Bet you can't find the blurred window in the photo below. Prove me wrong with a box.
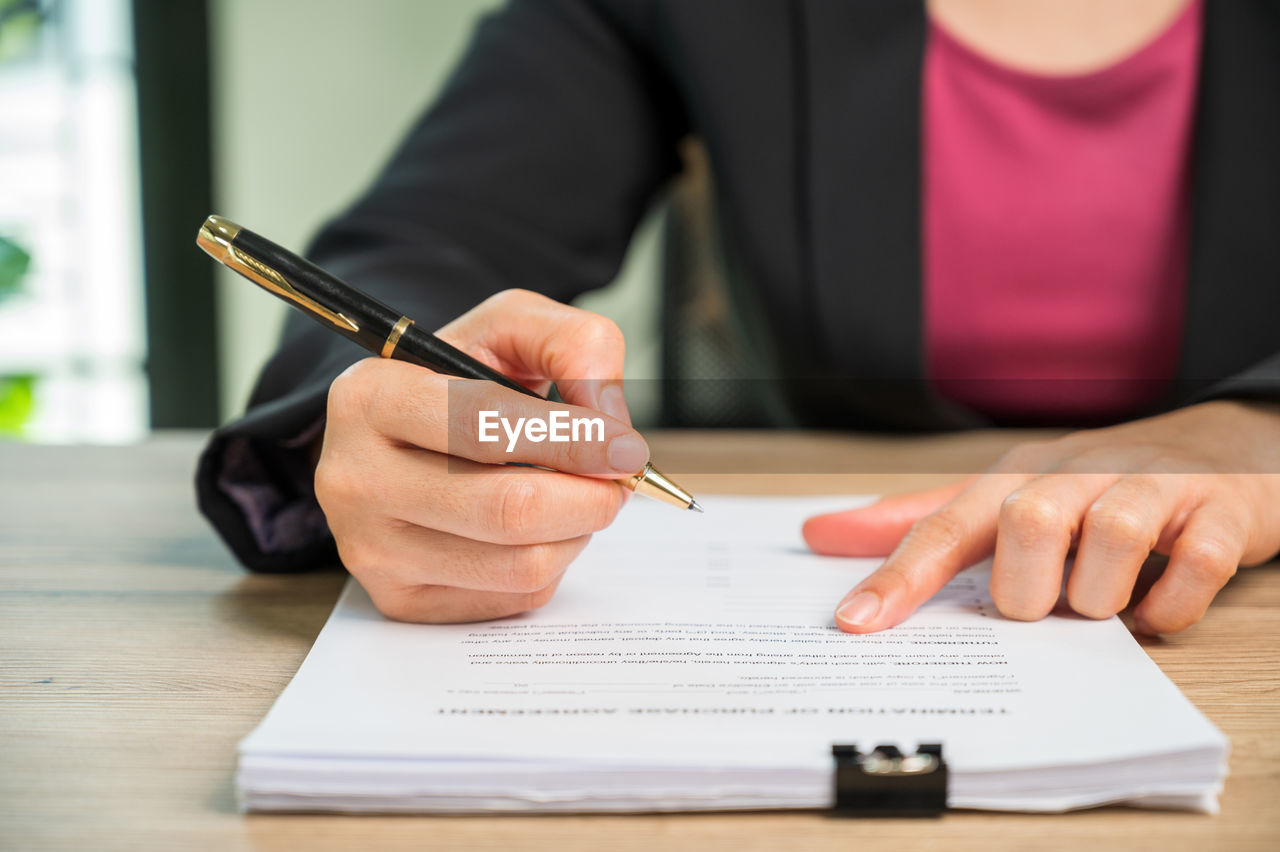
[0,0,147,442]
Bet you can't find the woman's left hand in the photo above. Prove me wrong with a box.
[803,401,1280,635]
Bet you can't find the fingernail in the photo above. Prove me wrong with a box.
[606,433,649,474]
[599,383,631,424]
[836,591,881,627]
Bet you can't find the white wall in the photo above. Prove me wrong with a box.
[209,0,661,423]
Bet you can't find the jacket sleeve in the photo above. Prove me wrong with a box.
[1196,352,1280,405]
[195,0,686,573]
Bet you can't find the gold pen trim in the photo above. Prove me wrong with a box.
[626,462,700,511]
[381,315,414,358]
[196,215,359,334]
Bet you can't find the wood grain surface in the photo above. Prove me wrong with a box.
[1,431,1276,851]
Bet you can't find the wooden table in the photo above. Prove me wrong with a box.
[2,432,1277,851]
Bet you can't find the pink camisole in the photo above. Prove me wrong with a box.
[923,1,1202,420]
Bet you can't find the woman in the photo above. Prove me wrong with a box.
[197,0,1280,635]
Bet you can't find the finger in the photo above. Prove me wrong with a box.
[834,473,1026,633]
[335,517,591,594]
[348,448,627,546]
[364,573,568,624]
[991,473,1115,621]
[1132,504,1243,634]
[803,478,974,557]
[438,289,631,419]
[1065,474,1186,619]
[331,358,648,477]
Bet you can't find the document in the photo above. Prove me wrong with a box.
[238,496,1228,813]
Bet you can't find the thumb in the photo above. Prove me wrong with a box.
[802,477,974,557]
[438,289,631,424]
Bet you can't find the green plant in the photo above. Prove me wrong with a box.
[0,0,41,64]
[0,373,33,435]
[0,0,46,437]
[0,234,31,298]
[0,234,34,435]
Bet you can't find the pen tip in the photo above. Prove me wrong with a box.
[689,500,704,514]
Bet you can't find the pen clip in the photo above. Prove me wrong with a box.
[197,216,359,333]
[230,246,360,333]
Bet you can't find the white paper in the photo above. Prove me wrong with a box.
[239,496,1227,813]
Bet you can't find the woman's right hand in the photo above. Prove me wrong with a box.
[314,289,649,623]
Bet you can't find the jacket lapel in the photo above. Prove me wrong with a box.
[797,1,971,427]
[1179,0,1280,387]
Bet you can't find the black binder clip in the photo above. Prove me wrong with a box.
[830,743,948,817]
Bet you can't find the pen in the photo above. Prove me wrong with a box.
[196,214,701,512]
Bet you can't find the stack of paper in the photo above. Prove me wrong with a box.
[238,496,1228,813]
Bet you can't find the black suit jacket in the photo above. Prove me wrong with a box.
[197,0,1280,573]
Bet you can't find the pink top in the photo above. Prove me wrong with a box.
[923,1,1202,420]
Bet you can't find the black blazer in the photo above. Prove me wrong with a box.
[197,0,1280,573]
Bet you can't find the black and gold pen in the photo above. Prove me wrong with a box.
[196,214,701,512]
